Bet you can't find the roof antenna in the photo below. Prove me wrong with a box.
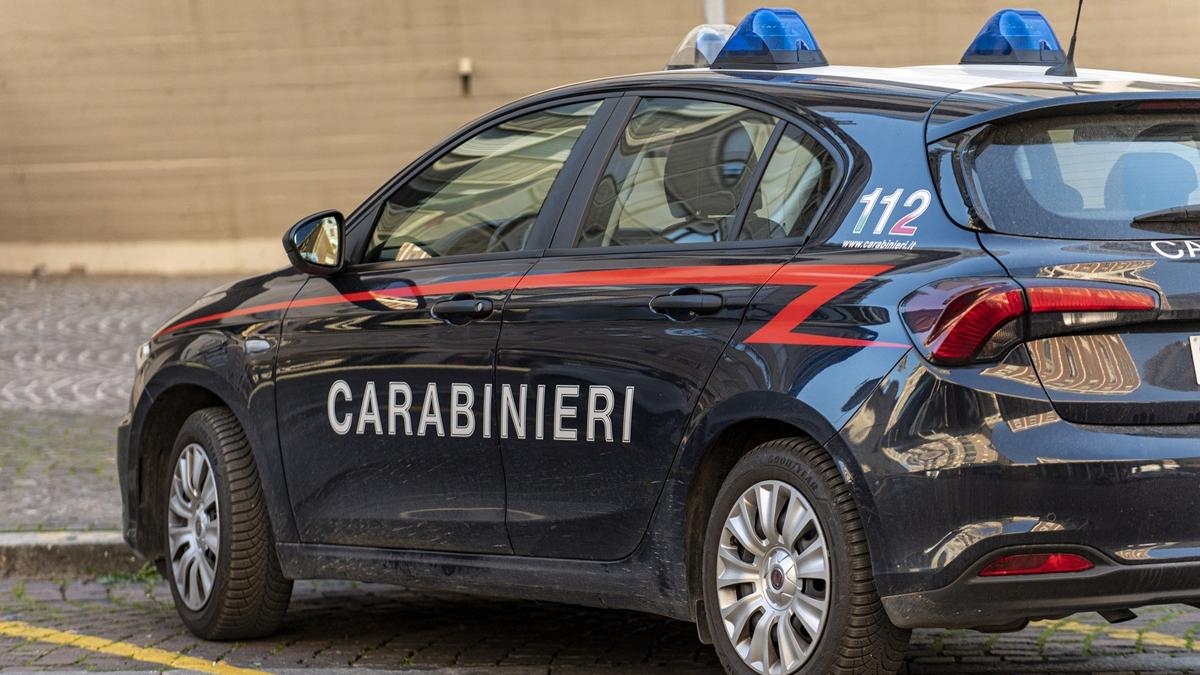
[1046,0,1082,77]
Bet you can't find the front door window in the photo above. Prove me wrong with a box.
[367,101,602,262]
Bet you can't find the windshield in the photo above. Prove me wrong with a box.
[966,112,1200,239]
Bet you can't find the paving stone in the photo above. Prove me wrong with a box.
[61,581,109,602]
[30,646,88,666]
[3,277,1200,673]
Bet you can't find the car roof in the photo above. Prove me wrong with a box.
[538,63,1200,143]
[774,63,1199,93]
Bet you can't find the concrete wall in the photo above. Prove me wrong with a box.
[1,0,1198,272]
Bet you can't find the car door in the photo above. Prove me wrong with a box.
[495,95,844,559]
[275,98,610,554]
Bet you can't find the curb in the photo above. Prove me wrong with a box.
[0,531,143,578]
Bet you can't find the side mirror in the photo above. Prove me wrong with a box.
[283,210,345,276]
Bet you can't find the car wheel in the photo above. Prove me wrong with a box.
[701,437,909,674]
[164,407,293,640]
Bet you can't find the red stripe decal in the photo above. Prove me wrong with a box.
[512,264,785,290]
[744,265,908,348]
[153,277,524,338]
[154,299,296,337]
[154,263,907,348]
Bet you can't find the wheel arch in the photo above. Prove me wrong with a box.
[675,392,884,623]
[131,365,297,558]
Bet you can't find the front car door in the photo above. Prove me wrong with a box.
[496,95,843,559]
[275,98,610,553]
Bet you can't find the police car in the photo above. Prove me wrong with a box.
[119,7,1200,674]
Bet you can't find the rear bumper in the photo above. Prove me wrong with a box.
[836,351,1200,626]
[882,544,1200,630]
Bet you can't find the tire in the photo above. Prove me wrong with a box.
[163,407,293,640]
[700,437,909,675]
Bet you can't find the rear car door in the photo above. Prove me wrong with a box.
[954,109,1200,425]
[275,99,609,553]
[495,95,843,559]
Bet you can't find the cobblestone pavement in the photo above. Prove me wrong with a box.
[3,276,1200,673]
[0,579,1198,674]
[0,275,233,532]
[0,276,230,416]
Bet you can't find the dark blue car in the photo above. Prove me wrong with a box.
[118,8,1200,674]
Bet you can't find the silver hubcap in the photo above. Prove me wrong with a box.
[167,443,220,611]
[716,480,830,675]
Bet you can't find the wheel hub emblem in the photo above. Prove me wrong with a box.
[770,568,785,590]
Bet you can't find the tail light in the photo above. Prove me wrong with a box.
[901,278,1159,366]
[979,552,1094,577]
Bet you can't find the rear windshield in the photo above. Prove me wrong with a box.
[966,113,1200,239]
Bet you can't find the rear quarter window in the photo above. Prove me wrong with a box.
[962,112,1200,239]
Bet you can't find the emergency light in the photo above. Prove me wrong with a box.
[710,7,827,70]
[960,9,1066,66]
[665,24,735,70]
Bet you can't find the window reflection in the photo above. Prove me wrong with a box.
[367,101,601,262]
[577,98,777,247]
[740,127,837,241]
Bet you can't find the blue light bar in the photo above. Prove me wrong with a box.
[960,9,1065,65]
[711,7,827,71]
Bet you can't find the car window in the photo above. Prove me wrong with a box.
[966,112,1200,239]
[738,125,838,241]
[366,101,602,263]
[576,97,777,248]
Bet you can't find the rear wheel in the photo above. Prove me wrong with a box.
[163,407,292,640]
[701,437,908,674]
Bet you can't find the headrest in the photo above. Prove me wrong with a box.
[663,124,758,220]
[1104,151,1199,211]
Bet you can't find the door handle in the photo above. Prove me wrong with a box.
[649,290,724,318]
[431,296,494,324]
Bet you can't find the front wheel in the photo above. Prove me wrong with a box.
[163,407,293,640]
[701,437,909,675]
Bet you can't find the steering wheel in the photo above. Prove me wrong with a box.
[659,218,724,244]
[486,213,538,252]
[374,234,436,261]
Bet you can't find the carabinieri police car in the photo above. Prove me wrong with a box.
[119,7,1200,674]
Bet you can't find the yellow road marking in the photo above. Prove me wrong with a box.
[1048,619,1199,652]
[0,619,264,674]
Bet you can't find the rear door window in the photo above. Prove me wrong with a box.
[965,112,1200,239]
[739,125,838,241]
[575,97,778,247]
